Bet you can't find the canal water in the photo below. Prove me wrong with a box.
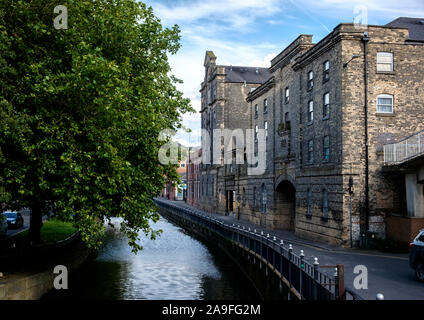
[43,215,261,300]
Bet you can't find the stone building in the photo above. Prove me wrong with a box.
[197,18,424,247]
[198,51,270,216]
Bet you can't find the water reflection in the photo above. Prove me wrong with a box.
[43,215,260,300]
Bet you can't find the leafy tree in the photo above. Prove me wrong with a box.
[0,0,192,251]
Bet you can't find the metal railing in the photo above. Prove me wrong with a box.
[155,198,363,300]
[384,129,424,165]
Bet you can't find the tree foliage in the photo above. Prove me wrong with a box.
[0,0,192,251]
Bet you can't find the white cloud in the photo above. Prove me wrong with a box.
[148,0,424,146]
[152,0,283,29]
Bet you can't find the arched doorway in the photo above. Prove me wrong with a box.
[274,180,296,231]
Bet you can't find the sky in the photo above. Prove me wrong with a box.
[143,0,424,147]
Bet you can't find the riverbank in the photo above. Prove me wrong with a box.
[0,233,92,300]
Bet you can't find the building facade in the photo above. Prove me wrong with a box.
[198,51,270,216]
[196,18,424,247]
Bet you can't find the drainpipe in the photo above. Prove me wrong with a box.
[362,32,370,232]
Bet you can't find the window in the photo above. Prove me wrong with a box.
[264,121,268,138]
[308,100,314,123]
[322,189,328,219]
[323,136,330,162]
[254,125,258,142]
[263,99,268,113]
[307,71,314,90]
[323,93,330,119]
[285,112,290,130]
[285,87,290,103]
[212,178,214,196]
[253,187,257,206]
[377,52,393,72]
[307,189,312,217]
[377,94,394,113]
[323,60,330,82]
[254,104,258,118]
[308,140,314,163]
[261,184,267,214]
[242,188,246,206]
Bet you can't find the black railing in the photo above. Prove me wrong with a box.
[155,198,363,300]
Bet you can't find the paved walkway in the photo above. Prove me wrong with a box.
[160,199,423,300]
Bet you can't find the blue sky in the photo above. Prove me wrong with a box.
[143,0,424,146]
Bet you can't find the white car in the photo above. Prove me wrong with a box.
[0,213,8,238]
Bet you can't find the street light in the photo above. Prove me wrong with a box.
[343,54,360,68]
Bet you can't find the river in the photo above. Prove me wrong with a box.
[42,214,261,300]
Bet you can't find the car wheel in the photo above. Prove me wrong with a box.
[416,263,424,282]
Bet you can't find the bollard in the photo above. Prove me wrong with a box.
[267,233,270,238]
[261,231,264,236]
[273,236,277,241]
[288,244,293,290]
[334,267,339,300]
[300,250,305,297]
[280,239,284,245]
[313,257,319,300]
[376,293,384,300]
[300,250,305,268]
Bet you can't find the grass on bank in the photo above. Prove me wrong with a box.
[12,219,77,245]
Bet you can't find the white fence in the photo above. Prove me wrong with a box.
[383,130,424,165]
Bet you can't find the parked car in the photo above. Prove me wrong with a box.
[4,211,24,229]
[0,213,8,238]
[410,229,424,282]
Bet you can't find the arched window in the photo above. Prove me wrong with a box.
[377,94,394,114]
[261,184,267,214]
[307,189,312,217]
[322,189,329,219]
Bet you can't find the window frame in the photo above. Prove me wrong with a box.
[322,189,329,220]
[308,100,314,123]
[376,94,394,114]
[323,60,330,82]
[376,52,394,73]
[261,184,267,214]
[307,70,314,91]
[284,87,290,104]
[323,92,330,119]
[264,121,268,138]
[263,98,268,113]
[307,189,312,217]
[308,139,314,163]
[323,135,330,162]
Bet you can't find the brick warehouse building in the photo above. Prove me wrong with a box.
[198,51,270,215]
[194,18,424,247]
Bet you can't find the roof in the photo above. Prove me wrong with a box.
[224,66,270,84]
[386,17,424,42]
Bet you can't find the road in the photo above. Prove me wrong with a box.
[167,200,424,300]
